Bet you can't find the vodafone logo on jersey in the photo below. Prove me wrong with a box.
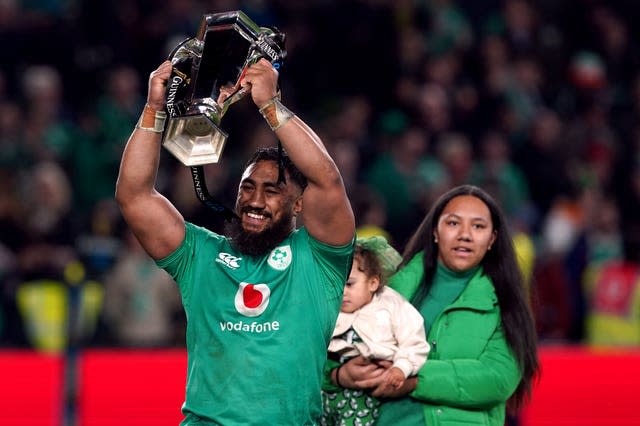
[234,282,270,317]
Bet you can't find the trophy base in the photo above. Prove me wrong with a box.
[163,114,228,166]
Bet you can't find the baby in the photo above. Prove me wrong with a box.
[322,236,429,425]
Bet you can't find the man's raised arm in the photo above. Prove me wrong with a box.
[115,61,185,260]
[242,59,355,246]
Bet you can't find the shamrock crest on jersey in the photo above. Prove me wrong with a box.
[268,245,292,270]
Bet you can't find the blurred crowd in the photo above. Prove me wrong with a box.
[1,0,640,351]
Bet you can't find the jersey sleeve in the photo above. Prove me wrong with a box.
[303,227,355,300]
[155,222,221,305]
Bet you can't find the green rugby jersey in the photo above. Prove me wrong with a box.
[157,222,354,425]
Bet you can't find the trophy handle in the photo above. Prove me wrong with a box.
[219,31,285,114]
[168,37,193,59]
[219,85,249,115]
[218,47,271,114]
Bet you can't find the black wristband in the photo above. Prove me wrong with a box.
[335,365,343,388]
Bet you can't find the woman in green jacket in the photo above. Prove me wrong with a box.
[329,185,539,425]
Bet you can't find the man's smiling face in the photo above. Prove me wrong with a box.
[225,160,302,256]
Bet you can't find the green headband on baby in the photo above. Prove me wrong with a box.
[356,235,402,276]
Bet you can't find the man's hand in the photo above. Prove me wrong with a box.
[147,60,173,111]
[240,58,279,108]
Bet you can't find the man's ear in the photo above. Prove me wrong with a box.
[293,196,303,216]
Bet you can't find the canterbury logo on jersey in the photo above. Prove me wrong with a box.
[216,252,242,269]
[235,282,270,317]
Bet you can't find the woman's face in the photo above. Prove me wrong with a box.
[434,195,497,272]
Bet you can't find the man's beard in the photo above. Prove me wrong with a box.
[224,208,294,256]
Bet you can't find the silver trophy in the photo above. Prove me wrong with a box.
[162,11,286,166]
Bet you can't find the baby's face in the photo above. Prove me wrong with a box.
[341,258,379,313]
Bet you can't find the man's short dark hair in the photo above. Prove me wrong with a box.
[244,147,308,190]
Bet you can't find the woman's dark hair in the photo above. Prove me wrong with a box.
[401,184,540,411]
[244,147,308,190]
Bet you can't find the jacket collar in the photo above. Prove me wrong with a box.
[446,268,497,312]
[390,251,497,311]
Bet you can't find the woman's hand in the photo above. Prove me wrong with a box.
[340,356,418,399]
[370,375,417,399]
[338,356,388,390]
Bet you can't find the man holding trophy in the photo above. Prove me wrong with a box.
[115,11,355,425]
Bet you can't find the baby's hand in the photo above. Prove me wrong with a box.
[382,367,406,390]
